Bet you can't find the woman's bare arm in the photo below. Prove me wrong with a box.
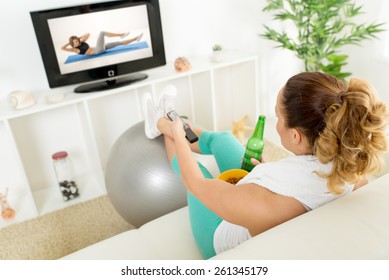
[61,42,76,53]
[170,118,306,236]
[79,33,90,42]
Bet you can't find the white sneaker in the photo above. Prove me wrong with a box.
[158,85,177,116]
[143,92,162,139]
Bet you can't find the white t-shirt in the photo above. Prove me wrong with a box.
[213,155,354,255]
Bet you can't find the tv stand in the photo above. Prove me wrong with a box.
[0,51,261,229]
[74,73,148,93]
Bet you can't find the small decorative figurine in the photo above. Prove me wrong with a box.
[45,92,65,104]
[174,57,192,72]
[232,115,253,144]
[0,188,16,221]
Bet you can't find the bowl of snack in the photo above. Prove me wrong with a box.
[217,169,248,185]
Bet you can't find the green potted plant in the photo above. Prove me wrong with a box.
[211,44,224,62]
[261,0,385,79]
[212,44,223,52]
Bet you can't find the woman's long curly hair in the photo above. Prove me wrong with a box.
[281,72,388,194]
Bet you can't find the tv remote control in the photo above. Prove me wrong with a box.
[166,110,198,143]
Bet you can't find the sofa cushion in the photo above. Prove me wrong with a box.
[62,206,202,260]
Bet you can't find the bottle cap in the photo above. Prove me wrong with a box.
[52,151,68,160]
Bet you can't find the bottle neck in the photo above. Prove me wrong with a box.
[252,115,265,139]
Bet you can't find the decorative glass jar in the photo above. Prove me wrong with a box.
[52,151,79,201]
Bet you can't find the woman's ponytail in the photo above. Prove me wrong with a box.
[314,78,388,193]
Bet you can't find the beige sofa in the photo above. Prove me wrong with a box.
[63,172,389,260]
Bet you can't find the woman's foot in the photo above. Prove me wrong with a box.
[121,32,130,39]
[158,85,177,115]
[143,92,162,139]
[137,33,144,41]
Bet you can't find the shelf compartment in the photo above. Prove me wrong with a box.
[34,171,106,215]
[0,192,37,228]
[0,121,38,226]
[7,104,100,214]
[190,72,214,130]
[213,60,258,131]
[86,89,142,170]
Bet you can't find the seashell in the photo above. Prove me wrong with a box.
[8,90,36,110]
[174,57,191,72]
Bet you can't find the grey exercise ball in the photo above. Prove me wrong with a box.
[105,121,187,228]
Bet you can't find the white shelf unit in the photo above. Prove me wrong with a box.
[0,51,259,229]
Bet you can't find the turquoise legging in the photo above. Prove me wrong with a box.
[171,131,244,259]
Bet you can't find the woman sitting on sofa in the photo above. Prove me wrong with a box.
[142,72,388,259]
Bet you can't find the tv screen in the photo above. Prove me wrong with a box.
[30,0,166,93]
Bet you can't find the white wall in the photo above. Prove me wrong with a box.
[345,0,389,103]
[0,0,388,112]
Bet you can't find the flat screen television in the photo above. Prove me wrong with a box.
[30,0,166,93]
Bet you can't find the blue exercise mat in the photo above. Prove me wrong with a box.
[64,41,149,64]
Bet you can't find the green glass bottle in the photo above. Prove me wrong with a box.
[241,115,265,172]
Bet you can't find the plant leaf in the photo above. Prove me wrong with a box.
[261,0,386,79]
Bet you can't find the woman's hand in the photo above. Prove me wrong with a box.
[170,118,186,140]
[250,156,266,166]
